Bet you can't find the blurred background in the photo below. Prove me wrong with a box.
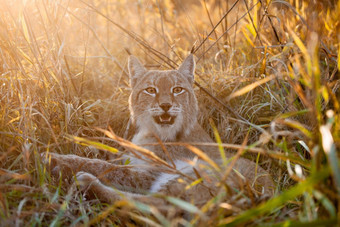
[0,0,339,225]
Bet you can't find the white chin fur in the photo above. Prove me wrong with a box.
[154,115,183,141]
[154,124,177,141]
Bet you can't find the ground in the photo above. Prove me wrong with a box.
[0,0,339,226]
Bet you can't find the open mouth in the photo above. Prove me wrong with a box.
[154,113,176,125]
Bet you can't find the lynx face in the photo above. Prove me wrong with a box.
[128,55,198,141]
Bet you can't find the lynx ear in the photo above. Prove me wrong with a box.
[178,54,195,84]
[128,55,147,87]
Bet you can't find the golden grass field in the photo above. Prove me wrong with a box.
[0,0,339,226]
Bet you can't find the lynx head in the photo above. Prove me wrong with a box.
[128,55,198,141]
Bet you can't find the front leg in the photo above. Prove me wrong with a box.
[76,171,123,202]
[42,152,155,191]
[76,171,170,211]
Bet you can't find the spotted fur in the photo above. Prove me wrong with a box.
[43,55,274,215]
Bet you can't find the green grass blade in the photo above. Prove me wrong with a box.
[166,196,203,216]
[219,168,330,226]
[263,217,338,227]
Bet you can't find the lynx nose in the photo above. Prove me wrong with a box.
[160,103,172,112]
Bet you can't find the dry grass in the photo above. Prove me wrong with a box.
[0,0,339,226]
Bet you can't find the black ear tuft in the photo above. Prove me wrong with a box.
[178,54,195,84]
[128,56,147,87]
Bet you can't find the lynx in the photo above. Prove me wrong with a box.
[43,55,274,214]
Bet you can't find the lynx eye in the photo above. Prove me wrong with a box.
[144,87,157,95]
[172,87,184,94]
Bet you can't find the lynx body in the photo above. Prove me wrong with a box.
[44,55,274,212]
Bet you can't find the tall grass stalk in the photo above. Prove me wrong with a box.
[0,0,339,226]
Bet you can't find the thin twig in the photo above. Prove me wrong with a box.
[202,0,220,50]
[197,0,261,62]
[243,0,263,46]
[193,0,240,53]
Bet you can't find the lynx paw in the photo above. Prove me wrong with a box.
[76,171,99,187]
[75,171,109,201]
